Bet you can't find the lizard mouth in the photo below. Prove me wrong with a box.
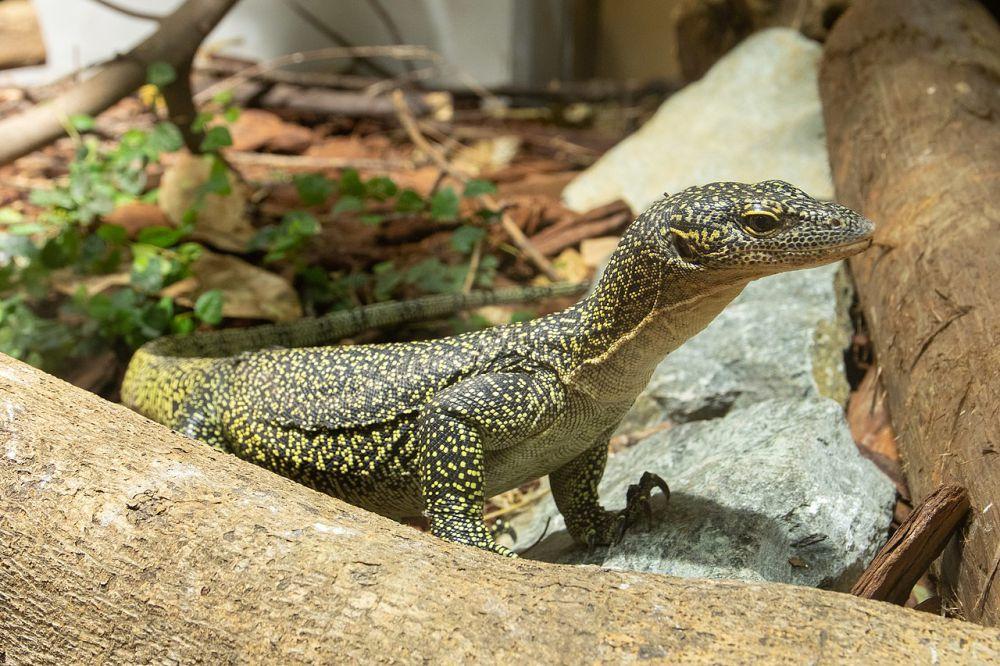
[816,237,874,257]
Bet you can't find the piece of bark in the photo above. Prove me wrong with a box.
[0,0,238,166]
[821,0,1000,624]
[0,0,46,70]
[852,485,970,604]
[529,211,631,257]
[262,84,453,121]
[1,355,999,662]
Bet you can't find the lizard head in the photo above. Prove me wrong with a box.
[653,180,874,279]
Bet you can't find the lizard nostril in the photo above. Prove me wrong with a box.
[829,218,844,228]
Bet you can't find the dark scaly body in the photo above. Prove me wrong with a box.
[123,181,874,555]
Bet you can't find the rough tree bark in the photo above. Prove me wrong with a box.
[821,0,1000,625]
[0,356,998,662]
[0,0,238,166]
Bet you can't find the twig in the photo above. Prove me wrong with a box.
[284,0,394,79]
[226,151,413,173]
[196,45,499,107]
[365,0,416,74]
[483,487,552,522]
[364,66,438,98]
[90,0,163,21]
[391,90,561,281]
[462,239,484,293]
[0,0,238,166]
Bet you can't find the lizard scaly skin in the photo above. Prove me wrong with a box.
[122,180,874,556]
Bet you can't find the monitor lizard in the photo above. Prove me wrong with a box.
[122,180,874,557]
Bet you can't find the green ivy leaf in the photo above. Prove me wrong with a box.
[147,122,184,156]
[365,176,398,201]
[199,126,233,153]
[147,61,177,88]
[0,207,25,224]
[338,169,365,198]
[212,89,235,106]
[360,214,384,226]
[463,179,497,197]
[332,195,364,214]
[68,114,96,132]
[223,106,241,123]
[96,223,128,245]
[192,111,214,133]
[394,188,425,213]
[430,187,460,221]
[199,155,232,196]
[194,289,224,325]
[283,210,320,236]
[171,312,196,335]
[8,223,47,236]
[293,173,333,206]
[136,225,186,248]
[29,188,74,210]
[450,225,486,253]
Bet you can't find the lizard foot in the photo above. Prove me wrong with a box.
[615,471,671,541]
[429,512,518,557]
[573,472,670,549]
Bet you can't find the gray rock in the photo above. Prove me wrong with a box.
[562,28,833,214]
[618,261,855,433]
[517,398,895,591]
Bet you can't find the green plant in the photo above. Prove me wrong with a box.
[0,63,232,373]
[255,170,501,313]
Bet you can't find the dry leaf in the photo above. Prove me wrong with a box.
[51,271,131,298]
[158,153,256,252]
[452,136,521,176]
[551,248,589,283]
[229,109,313,154]
[103,202,170,238]
[175,251,302,322]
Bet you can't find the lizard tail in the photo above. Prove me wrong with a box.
[136,282,587,359]
[121,282,586,424]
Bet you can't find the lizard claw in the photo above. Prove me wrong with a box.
[615,471,670,543]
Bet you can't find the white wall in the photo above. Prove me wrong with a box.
[0,0,520,87]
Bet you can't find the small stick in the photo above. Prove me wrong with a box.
[391,90,562,282]
[462,238,483,294]
[225,151,413,173]
[851,484,969,605]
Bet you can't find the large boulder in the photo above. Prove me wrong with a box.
[520,398,894,590]
[563,28,834,213]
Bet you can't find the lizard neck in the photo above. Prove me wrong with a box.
[565,241,747,403]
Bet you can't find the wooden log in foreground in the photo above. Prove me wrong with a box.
[821,0,1000,625]
[0,357,998,662]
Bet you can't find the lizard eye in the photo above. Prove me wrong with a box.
[741,210,782,236]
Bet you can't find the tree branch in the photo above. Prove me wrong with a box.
[0,0,239,166]
[90,0,164,22]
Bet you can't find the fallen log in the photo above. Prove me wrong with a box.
[0,355,998,662]
[821,0,1000,625]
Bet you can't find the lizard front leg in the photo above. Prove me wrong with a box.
[415,369,565,557]
[550,436,670,548]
